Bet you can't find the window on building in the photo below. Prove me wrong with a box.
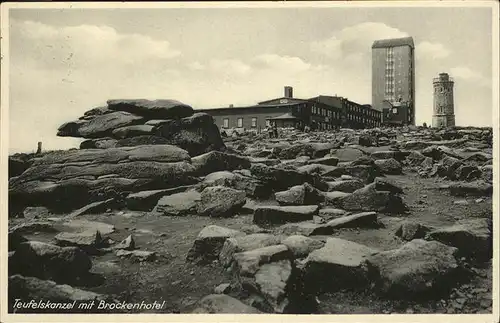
[237,118,243,128]
[392,108,398,114]
[223,118,229,128]
[251,117,257,128]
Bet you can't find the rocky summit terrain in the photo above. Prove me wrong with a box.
[8,99,493,314]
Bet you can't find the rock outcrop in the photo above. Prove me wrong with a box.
[58,99,225,156]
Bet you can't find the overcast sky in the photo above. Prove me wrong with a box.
[7,5,495,153]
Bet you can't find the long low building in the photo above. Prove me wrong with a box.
[199,86,382,131]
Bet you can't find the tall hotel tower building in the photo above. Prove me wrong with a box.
[372,37,416,126]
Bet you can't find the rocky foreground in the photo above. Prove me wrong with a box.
[8,99,493,314]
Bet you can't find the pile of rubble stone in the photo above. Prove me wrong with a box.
[7,99,493,314]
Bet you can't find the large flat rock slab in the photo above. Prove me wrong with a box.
[327,180,364,193]
[152,190,201,216]
[187,225,245,264]
[250,163,328,192]
[26,145,191,167]
[253,259,296,313]
[364,239,461,298]
[112,125,155,139]
[219,233,283,267]
[198,171,270,199]
[331,147,365,162]
[10,161,198,213]
[232,244,292,277]
[9,275,117,313]
[448,181,493,197]
[153,113,225,156]
[281,235,325,259]
[11,241,92,284]
[107,99,194,119]
[253,205,319,226]
[58,111,143,138]
[301,238,379,292]
[197,186,246,218]
[324,212,379,229]
[275,183,324,206]
[339,183,407,214]
[191,151,251,176]
[425,218,492,262]
[126,185,194,211]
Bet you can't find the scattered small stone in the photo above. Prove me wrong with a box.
[480,299,492,308]
[214,283,231,294]
[116,250,156,262]
[114,235,135,251]
[192,294,262,314]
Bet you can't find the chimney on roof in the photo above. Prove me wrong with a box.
[284,86,293,98]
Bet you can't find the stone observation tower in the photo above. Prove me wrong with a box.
[432,72,455,128]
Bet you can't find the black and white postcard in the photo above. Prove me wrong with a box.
[1,1,498,323]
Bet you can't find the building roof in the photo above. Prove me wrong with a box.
[199,101,303,113]
[257,97,308,105]
[199,94,374,113]
[372,37,415,49]
[269,113,299,120]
